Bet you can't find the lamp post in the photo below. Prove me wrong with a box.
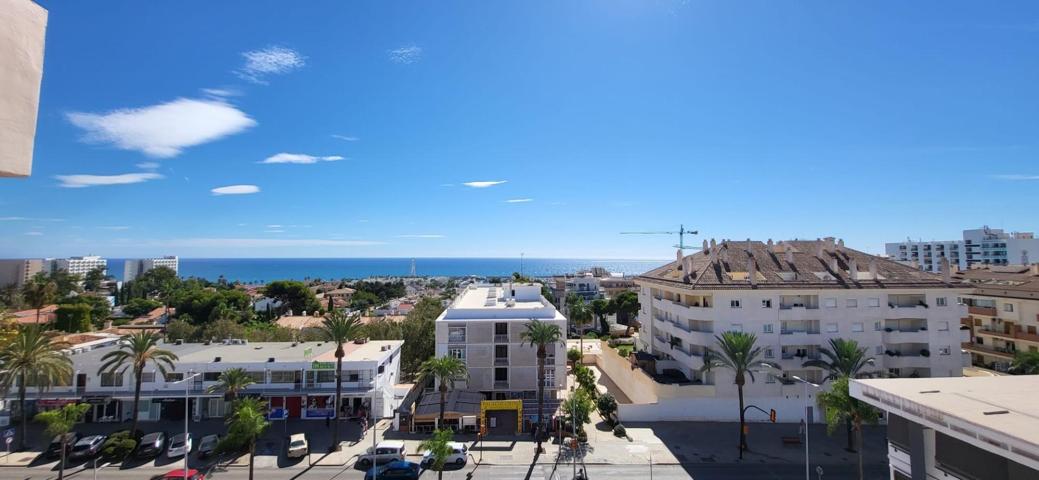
[174,372,201,480]
[790,375,819,480]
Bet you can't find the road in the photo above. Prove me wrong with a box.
[0,462,887,480]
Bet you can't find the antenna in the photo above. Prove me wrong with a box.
[620,224,700,250]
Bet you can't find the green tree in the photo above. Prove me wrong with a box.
[574,364,597,398]
[802,338,875,450]
[220,397,269,480]
[321,310,363,450]
[349,290,380,312]
[400,298,442,377]
[35,403,90,480]
[567,296,593,353]
[561,388,593,435]
[362,317,404,340]
[0,326,73,451]
[98,332,178,438]
[164,319,199,342]
[566,348,582,370]
[263,280,319,315]
[608,291,640,326]
[83,267,106,292]
[122,298,162,317]
[418,429,454,479]
[590,299,610,334]
[21,273,56,324]
[418,356,468,430]
[596,392,618,424]
[54,303,91,332]
[207,367,256,402]
[200,318,246,342]
[521,319,565,449]
[1010,350,1039,375]
[45,269,82,299]
[701,331,778,459]
[817,376,880,480]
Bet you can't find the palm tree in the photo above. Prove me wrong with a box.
[701,331,777,459]
[21,274,56,324]
[817,376,879,480]
[568,297,592,353]
[0,325,73,451]
[1010,350,1039,374]
[207,367,256,403]
[320,310,363,450]
[418,356,468,431]
[97,331,178,437]
[521,319,564,450]
[802,338,875,450]
[35,403,90,480]
[225,397,270,480]
[417,428,454,480]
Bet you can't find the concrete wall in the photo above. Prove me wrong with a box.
[0,0,47,177]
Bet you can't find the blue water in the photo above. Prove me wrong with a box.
[108,258,665,283]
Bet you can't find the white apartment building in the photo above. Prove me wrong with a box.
[956,264,1039,372]
[123,256,179,281]
[434,283,567,429]
[886,225,1039,271]
[48,255,107,277]
[0,258,45,287]
[634,238,968,423]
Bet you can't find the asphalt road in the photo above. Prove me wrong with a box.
[0,462,888,480]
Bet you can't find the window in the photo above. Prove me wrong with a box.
[731,323,743,332]
[270,371,296,384]
[846,299,858,308]
[448,346,465,360]
[141,372,156,383]
[874,321,882,331]
[100,372,123,387]
[823,298,837,308]
[164,372,184,382]
[764,347,774,359]
[203,372,221,382]
[852,322,864,333]
[761,299,772,308]
[867,298,880,307]
[875,346,884,355]
[763,324,773,334]
[544,369,556,387]
[730,300,742,309]
[938,321,949,331]
[936,297,947,307]
[826,323,838,333]
[1005,303,1015,313]
[938,346,951,356]
[448,326,466,342]
[316,371,336,383]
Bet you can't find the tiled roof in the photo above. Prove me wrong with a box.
[954,266,1039,300]
[638,238,960,291]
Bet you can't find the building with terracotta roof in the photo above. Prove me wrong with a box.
[956,264,1039,371]
[631,237,969,422]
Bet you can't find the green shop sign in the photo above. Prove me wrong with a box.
[311,361,335,370]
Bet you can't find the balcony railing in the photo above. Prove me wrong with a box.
[780,329,820,335]
[968,306,998,317]
[494,380,509,389]
[494,334,509,343]
[779,304,819,310]
[494,357,509,366]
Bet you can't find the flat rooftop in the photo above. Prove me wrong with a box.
[452,285,546,309]
[439,283,566,322]
[69,339,402,365]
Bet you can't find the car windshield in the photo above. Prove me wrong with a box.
[72,443,90,451]
[290,440,305,448]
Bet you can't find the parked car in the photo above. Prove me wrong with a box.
[197,434,219,459]
[68,435,107,460]
[357,440,406,467]
[167,433,192,458]
[364,460,420,480]
[135,432,167,458]
[45,432,79,459]
[420,441,468,467]
[286,433,308,458]
[162,469,205,480]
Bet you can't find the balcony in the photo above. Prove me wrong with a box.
[882,329,930,344]
[962,342,1015,360]
[884,355,932,369]
[778,307,820,322]
[494,334,509,343]
[968,306,998,317]
[779,329,820,345]
[494,380,509,389]
[976,327,1039,344]
[494,357,509,366]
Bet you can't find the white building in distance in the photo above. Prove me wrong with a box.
[49,256,107,277]
[886,225,1039,272]
[124,256,179,281]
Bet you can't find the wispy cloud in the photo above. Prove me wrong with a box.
[260,153,344,165]
[991,174,1039,181]
[266,224,283,228]
[151,238,384,248]
[55,172,163,188]
[463,180,507,188]
[66,98,256,158]
[264,229,285,234]
[211,184,261,196]
[505,198,533,203]
[24,231,43,236]
[331,134,359,142]
[0,217,65,222]
[136,162,160,170]
[396,234,446,239]
[201,87,241,98]
[389,45,422,64]
[236,46,305,84]
[439,183,455,187]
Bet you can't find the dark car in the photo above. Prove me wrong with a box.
[364,460,420,480]
[68,435,107,460]
[135,432,167,458]
[197,434,219,459]
[45,432,79,459]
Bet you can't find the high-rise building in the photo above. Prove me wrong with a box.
[0,258,45,287]
[886,226,1039,271]
[49,256,107,277]
[123,256,179,281]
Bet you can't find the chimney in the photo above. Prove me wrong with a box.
[941,256,951,283]
[767,238,774,249]
[702,239,709,253]
[829,257,839,272]
[676,248,683,266]
[816,242,826,259]
[683,256,694,283]
[837,238,845,252]
[869,259,878,279]
[710,238,717,250]
[1031,263,1039,276]
[848,258,858,281]
[748,257,757,286]
[785,244,795,264]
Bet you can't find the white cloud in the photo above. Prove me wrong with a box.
[389,45,422,64]
[55,172,163,188]
[463,180,507,188]
[264,229,285,233]
[991,174,1039,180]
[331,134,359,141]
[136,162,160,170]
[201,88,240,98]
[66,98,256,158]
[237,46,305,83]
[505,198,533,203]
[396,234,446,239]
[211,184,261,196]
[0,217,64,222]
[266,224,283,228]
[24,231,43,236]
[151,238,384,248]
[260,153,344,164]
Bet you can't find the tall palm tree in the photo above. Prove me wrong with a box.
[0,325,73,451]
[417,428,454,480]
[35,402,90,480]
[568,297,592,353]
[320,310,363,450]
[97,331,178,437]
[225,397,269,480]
[802,338,875,451]
[22,274,56,324]
[521,319,564,451]
[418,356,468,431]
[817,376,879,480]
[207,367,256,404]
[701,331,777,459]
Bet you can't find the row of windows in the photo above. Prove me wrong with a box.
[726,321,952,334]
[729,297,950,308]
[94,369,374,387]
[761,345,954,359]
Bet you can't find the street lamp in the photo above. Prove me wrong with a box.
[790,375,819,480]
[174,372,202,480]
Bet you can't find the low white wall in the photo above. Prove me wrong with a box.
[594,340,715,405]
[617,395,820,423]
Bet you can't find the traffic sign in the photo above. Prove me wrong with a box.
[4,437,11,445]
[2,429,14,439]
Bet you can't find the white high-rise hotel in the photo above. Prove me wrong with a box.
[635,238,968,422]
[886,226,1038,272]
[124,256,179,281]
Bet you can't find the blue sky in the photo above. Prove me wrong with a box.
[2,0,1037,259]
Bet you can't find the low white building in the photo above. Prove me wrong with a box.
[123,256,179,281]
[48,256,107,277]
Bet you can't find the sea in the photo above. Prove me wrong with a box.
[107,258,666,283]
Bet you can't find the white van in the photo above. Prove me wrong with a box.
[357,440,407,467]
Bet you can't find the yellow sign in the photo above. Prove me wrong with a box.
[479,399,523,435]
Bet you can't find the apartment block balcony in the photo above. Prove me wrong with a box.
[968,306,998,317]
[494,334,509,343]
[493,380,509,390]
[779,330,821,345]
[976,326,1039,344]
[883,354,932,369]
[882,328,930,344]
[778,307,821,322]
[962,342,1015,360]
[494,357,509,366]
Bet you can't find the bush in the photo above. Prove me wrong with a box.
[596,393,618,423]
[582,332,599,339]
[101,430,137,460]
[613,424,626,437]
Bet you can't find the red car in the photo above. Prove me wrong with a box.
[162,469,204,480]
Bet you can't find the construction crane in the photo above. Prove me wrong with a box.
[620,224,700,250]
